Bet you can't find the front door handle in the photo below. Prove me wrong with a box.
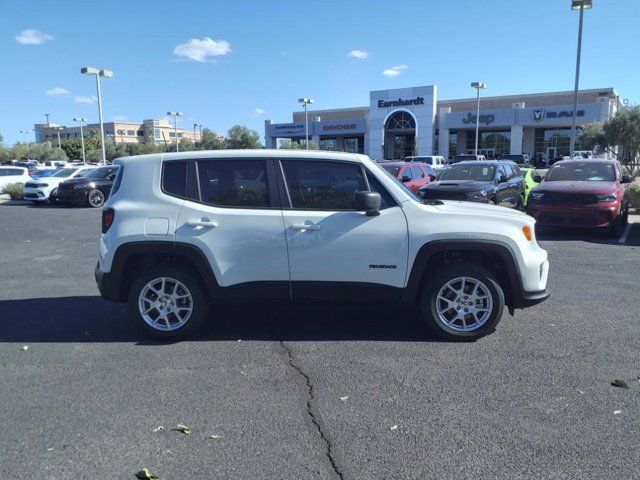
[187,218,218,228]
[291,223,320,231]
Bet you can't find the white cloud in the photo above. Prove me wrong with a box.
[46,87,69,96]
[348,50,369,59]
[382,64,408,77]
[15,29,53,45]
[74,96,98,104]
[173,37,231,62]
[254,108,265,115]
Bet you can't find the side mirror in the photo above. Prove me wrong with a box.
[401,175,411,183]
[429,175,436,182]
[355,191,381,216]
[533,174,542,183]
[621,175,632,184]
[499,175,508,183]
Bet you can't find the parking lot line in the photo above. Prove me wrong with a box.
[618,223,632,244]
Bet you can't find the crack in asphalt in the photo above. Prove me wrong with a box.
[279,340,345,480]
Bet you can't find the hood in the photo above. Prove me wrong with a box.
[431,200,532,222]
[422,180,492,193]
[534,180,616,195]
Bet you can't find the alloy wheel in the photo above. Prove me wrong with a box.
[435,276,493,332]
[88,190,104,207]
[138,277,194,331]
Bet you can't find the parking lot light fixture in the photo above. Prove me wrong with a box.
[167,112,183,152]
[81,66,113,164]
[298,98,314,150]
[569,0,592,156]
[470,82,487,156]
[54,126,64,150]
[20,130,29,147]
[73,117,88,163]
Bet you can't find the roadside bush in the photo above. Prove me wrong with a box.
[629,185,640,212]
[1,182,24,200]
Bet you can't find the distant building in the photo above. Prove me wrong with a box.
[265,86,622,160]
[34,119,201,146]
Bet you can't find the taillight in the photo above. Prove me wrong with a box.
[102,208,115,233]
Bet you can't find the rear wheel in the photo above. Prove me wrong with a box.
[128,266,209,339]
[419,264,504,341]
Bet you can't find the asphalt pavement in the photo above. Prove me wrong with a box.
[1,203,639,479]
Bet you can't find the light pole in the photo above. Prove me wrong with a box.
[470,82,487,156]
[20,130,29,147]
[81,67,113,164]
[167,112,183,152]
[55,127,63,150]
[298,98,314,150]
[193,123,200,146]
[569,0,592,156]
[73,117,87,163]
[45,113,50,126]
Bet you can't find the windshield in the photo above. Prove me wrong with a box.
[85,167,118,179]
[452,155,478,163]
[75,168,95,178]
[381,165,401,177]
[52,168,77,178]
[498,154,524,163]
[439,165,496,182]
[546,163,615,182]
[370,162,420,201]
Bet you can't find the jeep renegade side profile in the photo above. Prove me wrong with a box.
[95,150,550,341]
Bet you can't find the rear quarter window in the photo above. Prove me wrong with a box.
[162,161,187,198]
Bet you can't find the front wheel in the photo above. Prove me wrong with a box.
[609,208,628,238]
[420,264,505,341]
[49,188,60,205]
[128,267,209,339]
[87,189,105,208]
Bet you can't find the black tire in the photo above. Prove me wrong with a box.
[514,195,525,211]
[87,189,105,208]
[489,197,498,206]
[49,188,60,205]
[419,263,505,341]
[128,266,209,340]
[609,208,628,238]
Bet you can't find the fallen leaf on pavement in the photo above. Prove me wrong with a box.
[340,396,349,401]
[614,410,622,415]
[136,468,162,479]
[153,426,164,432]
[389,425,398,431]
[46,448,54,452]
[21,345,28,351]
[209,434,223,440]
[611,379,629,389]
[173,424,191,435]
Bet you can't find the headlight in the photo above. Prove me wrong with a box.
[596,193,617,202]
[466,190,487,199]
[529,192,544,201]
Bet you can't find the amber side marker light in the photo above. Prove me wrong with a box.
[522,225,533,241]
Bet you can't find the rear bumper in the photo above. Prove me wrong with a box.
[95,262,122,302]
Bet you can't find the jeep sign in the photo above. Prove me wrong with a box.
[462,112,495,125]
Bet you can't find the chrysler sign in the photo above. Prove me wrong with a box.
[377,97,424,108]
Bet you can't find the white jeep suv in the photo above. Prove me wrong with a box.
[96,150,549,341]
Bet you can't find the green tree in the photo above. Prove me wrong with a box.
[197,128,226,150]
[60,139,93,161]
[225,125,262,149]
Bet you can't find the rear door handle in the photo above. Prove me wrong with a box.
[187,219,218,228]
[291,223,320,231]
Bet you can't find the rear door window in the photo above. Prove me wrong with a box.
[197,159,271,208]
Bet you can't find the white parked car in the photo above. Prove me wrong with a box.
[96,150,550,341]
[405,155,448,171]
[23,166,95,203]
[0,166,31,191]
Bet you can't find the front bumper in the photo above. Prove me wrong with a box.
[527,202,619,228]
[56,188,88,204]
[23,187,49,201]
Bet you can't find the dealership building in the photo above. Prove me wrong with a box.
[265,86,621,160]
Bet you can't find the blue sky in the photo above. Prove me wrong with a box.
[0,0,638,145]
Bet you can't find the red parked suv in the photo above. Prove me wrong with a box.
[526,159,632,236]
[379,161,436,194]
